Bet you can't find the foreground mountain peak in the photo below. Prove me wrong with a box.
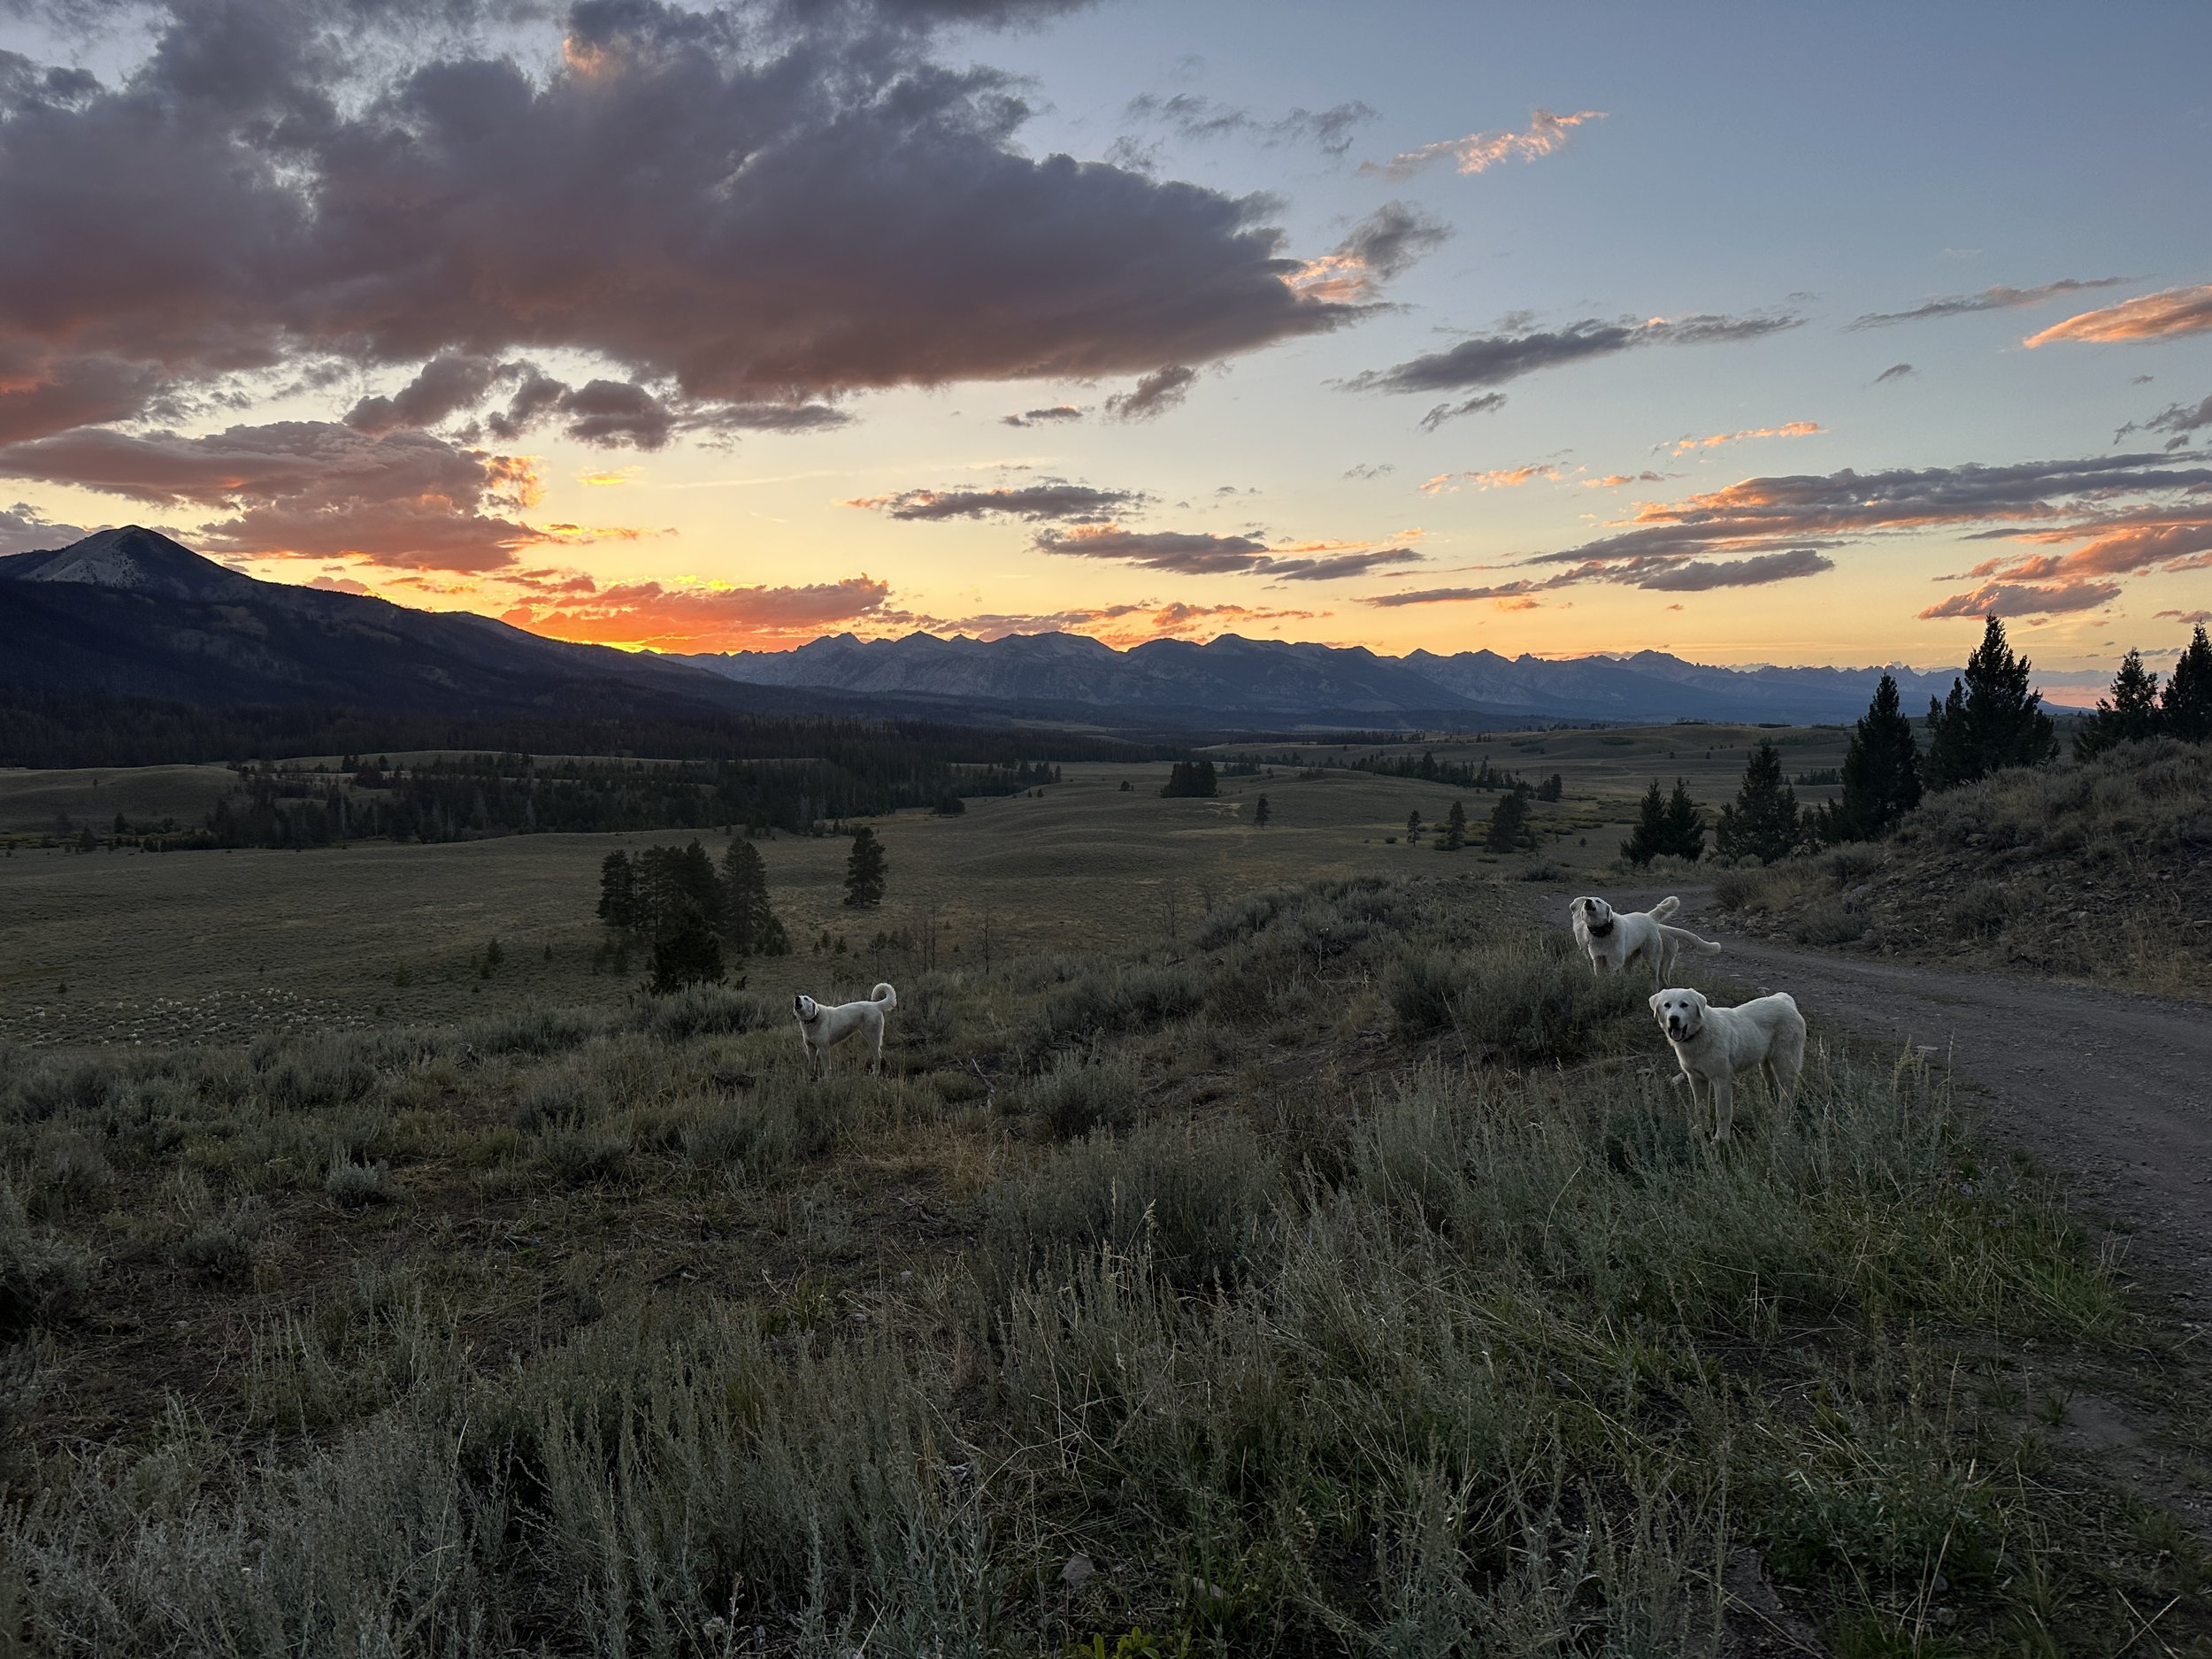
[0,526,265,603]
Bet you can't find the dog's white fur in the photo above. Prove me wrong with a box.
[1570,895,1722,982]
[1648,987,1806,1142]
[793,982,898,1076]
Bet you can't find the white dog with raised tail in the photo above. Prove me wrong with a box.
[1648,987,1806,1143]
[1571,894,1722,983]
[793,983,898,1077]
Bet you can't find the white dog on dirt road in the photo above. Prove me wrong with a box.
[1570,895,1723,983]
[1648,987,1807,1143]
[793,983,898,1077]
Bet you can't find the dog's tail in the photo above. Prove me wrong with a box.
[871,981,898,1010]
[1658,924,1722,956]
[1649,895,1682,922]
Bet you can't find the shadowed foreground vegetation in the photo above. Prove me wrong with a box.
[3,875,2206,1655]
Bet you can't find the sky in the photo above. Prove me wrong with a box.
[1,0,2208,699]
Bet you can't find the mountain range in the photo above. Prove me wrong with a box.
[688,632,1963,728]
[1,528,1965,730]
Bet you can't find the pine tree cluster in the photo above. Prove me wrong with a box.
[1160,759,1220,798]
[1621,780,1706,865]
[597,836,793,992]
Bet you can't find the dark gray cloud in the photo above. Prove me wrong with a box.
[1123,91,1377,158]
[353,359,849,449]
[1511,451,2212,618]
[1342,462,1394,480]
[1034,524,1420,580]
[1000,403,1084,427]
[1633,547,1835,591]
[853,481,1141,522]
[1846,277,2127,330]
[345,353,505,435]
[1418,392,1507,430]
[2117,392,2212,449]
[0,419,544,570]
[0,498,88,555]
[1874,362,1914,384]
[0,0,1363,459]
[1105,365,1198,421]
[1347,311,1801,403]
[1338,202,1451,281]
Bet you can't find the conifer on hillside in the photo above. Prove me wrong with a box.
[2162,623,2212,743]
[842,825,888,908]
[1922,617,2056,789]
[1715,741,1804,864]
[2074,649,2162,758]
[719,838,789,956]
[1831,672,1923,838]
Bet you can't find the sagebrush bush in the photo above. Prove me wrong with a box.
[980,1116,1280,1293]
[0,1173,91,1334]
[1018,1048,1142,1141]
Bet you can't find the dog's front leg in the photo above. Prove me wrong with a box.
[1709,1074,1734,1143]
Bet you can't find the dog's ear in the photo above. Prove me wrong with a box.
[1647,990,1665,1013]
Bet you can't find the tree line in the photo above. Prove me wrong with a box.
[1626,618,2212,866]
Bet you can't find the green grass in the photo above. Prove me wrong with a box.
[0,866,2203,1655]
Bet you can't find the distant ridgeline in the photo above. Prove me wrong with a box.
[1,684,1136,851]
[0,682,1152,772]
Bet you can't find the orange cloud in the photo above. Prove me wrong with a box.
[1422,464,1562,495]
[1364,109,1605,180]
[503,575,893,652]
[2024,285,2212,346]
[579,467,638,487]
[1668,421,1822,456]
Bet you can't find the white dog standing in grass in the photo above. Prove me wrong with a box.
[1648,987,1807,1142]
[793,983,898,1077]
[1570,895,1722,983]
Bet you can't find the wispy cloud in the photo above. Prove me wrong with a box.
[1874,363,1915,384]
[1034,523,1421,580]
[999,404,1085,428]
[1289,203,1451,303]
[1105,365,1199,422]
[2116,392,2212,449]
[2024,284,2212,347]
[1123,93,1379,158]
[1420,464,1563,495]
[1665,421,1821,456]
[849,481,1142,523]
[1347,311,1801,420]
[1847,277,2127,330]
[1362,108,1605,181]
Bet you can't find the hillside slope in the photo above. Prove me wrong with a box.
[1717,737,2212,998]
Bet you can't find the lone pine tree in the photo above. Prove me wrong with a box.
[1922,616,2056,790]
[1485,787,1531,853]
[1832,672,1923,839]
[2075,649,2162,758]
[2162,623,2212,743]
[1252,794,1271,826]
[1715,741,1804,864]
[719,838,789,957]
[842,825,887,908]
[1440,799,1468,851]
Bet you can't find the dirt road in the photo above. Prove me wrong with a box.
[1555,887,2212,1308]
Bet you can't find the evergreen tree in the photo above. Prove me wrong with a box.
[1440,799,1468,851]
[1833,672,1923,837]
[1922,616,2056,789]
[1662,780,1707,861]
[842,825,888,907]
[1405,809,1423,843]
[1160,759,1219,798]
[1484,787,1530,852]
[1714,741,1804,864]
[1252,794,1271,826]
[1535,772,1563,803]
[2074,649,2163,758]
[932,790,966,816]
[595,849,637,930]
[718,838,790,957]
[649,902,724,995]
[1621,780,1669,866]
[2162,623,2212,742]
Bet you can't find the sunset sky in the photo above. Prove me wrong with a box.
[2,0,2208,696]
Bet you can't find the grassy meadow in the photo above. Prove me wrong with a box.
[3,733,2209,1655]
